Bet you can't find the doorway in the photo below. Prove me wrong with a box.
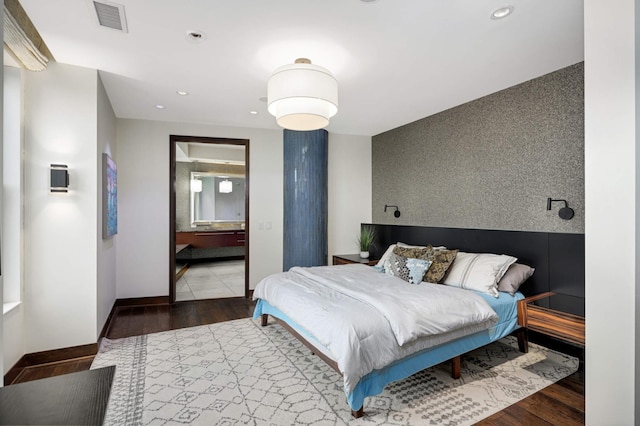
[169,135,249,303]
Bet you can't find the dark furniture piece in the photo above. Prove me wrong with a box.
[176,230,245,248]
[0,366,115,425]
[175,230,245,261]
[364,223,585,301]
[517,292,585,349]
[332,253,378,266]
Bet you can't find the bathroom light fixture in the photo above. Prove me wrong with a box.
[219,162,233,193]
[491,6,514,19]
[384,204,401,218]
[190,178,202,192]
[547,198,574,220]
[219,178,232,194]
[50,164,69,193]
[267,58,338,131]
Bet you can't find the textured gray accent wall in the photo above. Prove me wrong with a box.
[372,62,584,233]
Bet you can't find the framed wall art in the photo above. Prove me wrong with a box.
[102,153,118,239]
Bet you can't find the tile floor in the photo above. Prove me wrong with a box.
[176,259,245,301]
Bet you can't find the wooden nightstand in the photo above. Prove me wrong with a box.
[332,254,378,266]
[517,292,585,350]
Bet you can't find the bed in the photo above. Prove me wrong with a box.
[252,242,531,417]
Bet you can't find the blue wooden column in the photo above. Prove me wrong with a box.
[283,129,328,270]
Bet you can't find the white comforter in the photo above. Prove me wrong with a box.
[253,264,498,393]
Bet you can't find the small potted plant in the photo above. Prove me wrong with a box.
[357,226,376,259]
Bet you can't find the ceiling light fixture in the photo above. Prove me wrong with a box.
[491,6,514,19]
[176,90,188,96]
[155,104,165,109]
[249,111,258,115]
[267,58,338,131]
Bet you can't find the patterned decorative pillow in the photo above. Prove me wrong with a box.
[372,265,385,274]
[386,253,432,284]
[405,257,432,284]
[385,252,411,282]
[423,248,458,283]
[392,245,430,260]
[394,245,458,283]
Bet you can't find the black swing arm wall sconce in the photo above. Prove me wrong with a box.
[547,197,574,220]
[384,204,401,218]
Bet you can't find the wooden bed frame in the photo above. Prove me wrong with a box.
[260,225,585,418]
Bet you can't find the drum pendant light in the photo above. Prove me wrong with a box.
[267,58,338,131]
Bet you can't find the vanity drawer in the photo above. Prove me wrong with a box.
[176,231,245,248]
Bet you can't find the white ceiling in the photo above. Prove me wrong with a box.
[18,0,584,136]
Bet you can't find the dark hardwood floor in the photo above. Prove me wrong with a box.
[8,297,584,425]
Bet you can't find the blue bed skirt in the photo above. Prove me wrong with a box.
[253,291,524,411]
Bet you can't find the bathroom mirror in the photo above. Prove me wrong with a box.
[190,172,246,224]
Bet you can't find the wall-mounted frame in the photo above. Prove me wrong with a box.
[102,153,118,239]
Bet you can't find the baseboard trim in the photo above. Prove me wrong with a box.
[114,296,170,307]
[4,343,98,386]
[3,357,29,386]
[5,296,170,386]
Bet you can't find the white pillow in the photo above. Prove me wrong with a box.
[442,252,517,297]
[376,244,397,268]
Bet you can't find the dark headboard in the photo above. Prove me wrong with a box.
[364,224,585,299]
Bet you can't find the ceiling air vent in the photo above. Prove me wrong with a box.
[92,0,128,32]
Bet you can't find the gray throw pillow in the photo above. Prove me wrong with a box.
[497,263,535,295]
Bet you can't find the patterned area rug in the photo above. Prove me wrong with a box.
[91,318,578,425]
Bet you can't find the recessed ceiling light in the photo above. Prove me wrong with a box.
[176,90,188,96]
[155,104,165,109]
[249,111,258,115]
[491,6,514,20]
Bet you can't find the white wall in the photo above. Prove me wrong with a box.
[23,62,99,352]
[2,66,24,374]
[0,8,4,379]
[584,0,637,423]
[328,133,372,259]
[116,118,372,298]
[115,119,283,297]
[96,74,117,336]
